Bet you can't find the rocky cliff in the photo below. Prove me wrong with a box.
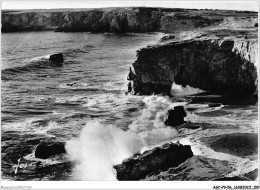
[1,11,66,32]
[127,30,258,98]
[1,8,257,33]
[2,8,258,98]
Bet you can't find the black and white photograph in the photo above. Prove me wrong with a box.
[1,0,259,189]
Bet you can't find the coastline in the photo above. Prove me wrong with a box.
[1,6,258,181]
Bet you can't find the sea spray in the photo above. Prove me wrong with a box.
[65,120,143,180]
[171,82,204,96]
[66,95,188,180]
[129,95,185,145]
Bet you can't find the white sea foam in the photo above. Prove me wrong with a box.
[59,81,126,92]
[102,80,127,91]
[21,54,50,64]
[66,95,189,180]
[30,55,50,62]
[16,94,188,180]
[54,95,88,104]
[1,118,37,132]
[59,83,89,89]
[24,152,65,166]
[82,94,114,108]
[65,120,143,180]
[187,103,224,113]
[171,82,204,97]
[33,95,49,102]
[129,95,186,145]
[82,93,139,113]
[2,119,58,137]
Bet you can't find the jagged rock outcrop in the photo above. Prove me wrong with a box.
[128,37,258,98]
[2,8,257,33]
[114,142,193,180]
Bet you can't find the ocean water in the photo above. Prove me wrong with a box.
[1,31,258,181]
[1,31,183,181]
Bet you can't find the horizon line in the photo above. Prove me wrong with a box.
[1,1,258,12]
[1,6,258,12]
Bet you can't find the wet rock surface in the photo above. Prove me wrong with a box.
[34,140,66,159]
[164,106,187,127]
[114,142,193,180]
[49,53,64,63]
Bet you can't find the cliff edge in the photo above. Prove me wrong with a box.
[1,7,257,33]
[127,16,258,99]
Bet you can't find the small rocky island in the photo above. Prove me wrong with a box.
[2,7,258,181]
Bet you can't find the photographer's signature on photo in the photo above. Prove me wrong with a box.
[12,158,30,175]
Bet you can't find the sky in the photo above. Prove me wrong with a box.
[1,0,259,11]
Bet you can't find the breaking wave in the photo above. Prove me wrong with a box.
[65,95,188,180]
[171,82,204,97]
[65,120,143,180]
[129,95,187,145]
[1,54,61,76]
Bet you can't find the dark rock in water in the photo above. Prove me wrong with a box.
[208,103,222,107]
[127,82,132,93]
[164,106,187,127]
[114,142,193,180]
[66,83,76,87]
[49,53,64,63]
[254,23,258,27]
[34,140,66,159]
[127,107,138,112]
[244,33,248,39]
